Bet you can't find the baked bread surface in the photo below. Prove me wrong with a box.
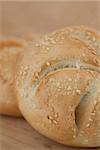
[15,26,100,147]
[0,39,25,116]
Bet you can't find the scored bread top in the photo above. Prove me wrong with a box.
[15,26,100,147]
[52,25,100,55]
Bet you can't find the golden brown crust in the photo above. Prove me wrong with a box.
[0,34,42,117]
[0,38,26,116]
[31,69,99,147]
[53,25,100,55]
[15,26,100,147]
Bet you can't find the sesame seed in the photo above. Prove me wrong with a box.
[82,53,85,57]
[76,89,81,95]
[51,39,56,44]
[46,62,50,66]
[67,86,72,91]
[49,116,53,120]
[66,91,70,95]
[86,123,90,127]
[61,36,65,40]
[91,50,96,55]
[35,44,41,47]
[89,118,93,121]
[92,37,96,42]
[94,100,97,105]
[56,82,60,87]
[68,78,72,81]
[49,78,55,83]
[54,113,58,118]
[35,72,39,78]
[58,88,61,91]
[46,47,49,50]
[24,66,29,70]
[94,58,99,65]
[80,130,84,134]
[53,120,57,124]
[72,128,76,133]
[87,32,91,36]
[73,135,76,139]
[48,120,52,124]
[41,41,49,46]
[91,112,95,116]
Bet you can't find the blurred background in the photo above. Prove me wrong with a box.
[0,1,100,39]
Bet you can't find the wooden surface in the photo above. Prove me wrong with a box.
[0,1,100,150]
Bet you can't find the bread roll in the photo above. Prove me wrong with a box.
[15,26,100,147]
[0,38,26,116]
[0,34,43,117]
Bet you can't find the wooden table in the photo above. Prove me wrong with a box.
[0,1,100,150]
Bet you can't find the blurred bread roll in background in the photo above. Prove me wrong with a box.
[0,35,42,116]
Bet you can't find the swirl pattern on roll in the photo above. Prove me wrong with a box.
[15,26,100,147]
